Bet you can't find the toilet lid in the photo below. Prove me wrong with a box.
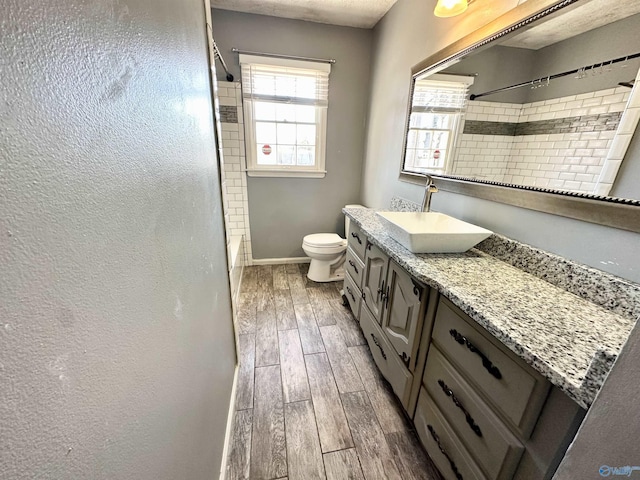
[303,233,345,248]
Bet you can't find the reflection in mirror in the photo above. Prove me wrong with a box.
[404,74,473,175]
[402,5,640,201]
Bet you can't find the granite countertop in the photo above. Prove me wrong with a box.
[344,207,637,409]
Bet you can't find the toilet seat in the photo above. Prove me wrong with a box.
[303,233,347,250]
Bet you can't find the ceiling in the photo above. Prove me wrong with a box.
[210,0,399,28]
[503,0,640,50]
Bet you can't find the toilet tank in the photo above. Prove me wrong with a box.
[344,204,365,238]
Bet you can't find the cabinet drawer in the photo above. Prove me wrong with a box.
[343,272,362,319]
[347,222,367,261]
[415,388,488,480]
[360,303,412,409]
[424,346,524,480]
[345,247,364,288]
[432,298,549,437]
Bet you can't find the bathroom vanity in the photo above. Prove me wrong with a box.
[342,206,637,480]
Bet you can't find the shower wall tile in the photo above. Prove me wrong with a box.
[218,81,253,265]
[457,87,631,193]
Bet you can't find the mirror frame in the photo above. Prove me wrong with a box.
[400,0,640,233]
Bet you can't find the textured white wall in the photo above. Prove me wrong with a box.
[0,1,236,479]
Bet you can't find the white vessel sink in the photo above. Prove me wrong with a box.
[377,211,492,253]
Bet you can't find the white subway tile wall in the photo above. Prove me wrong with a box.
[218,81,253,266]
[454,87,631,193]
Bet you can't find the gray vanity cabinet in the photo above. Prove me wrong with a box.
[380,260,427,371]
[414,296,585,480]
[362,241,389,321]
[343,218,584,480]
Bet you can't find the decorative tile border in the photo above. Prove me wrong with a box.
[516,112,621,135]
[464,121,517,136]
[219,105,238,124]
[464,111,621,137]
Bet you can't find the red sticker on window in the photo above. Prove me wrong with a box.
[262,144,272,155]
[434,149,441,159]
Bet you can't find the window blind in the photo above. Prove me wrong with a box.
[240,55,330,107]
[411,75,473,113]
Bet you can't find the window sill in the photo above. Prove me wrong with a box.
[246,168,326,178]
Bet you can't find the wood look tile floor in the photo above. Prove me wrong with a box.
[226,264,442,480]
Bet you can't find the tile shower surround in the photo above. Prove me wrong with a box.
[454,87,631,192]
[217,81,253,266]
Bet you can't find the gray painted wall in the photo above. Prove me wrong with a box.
[362,0,640,283]
[526,13,640,103]
[445,46,537,104]
[211,9,372,259]
[445,14,640,104]
[452,14,640,104]
[1,1,236,479]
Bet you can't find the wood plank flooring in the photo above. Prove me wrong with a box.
[226,264,441,480]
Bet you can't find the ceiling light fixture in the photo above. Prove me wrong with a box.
[434,0,474,17]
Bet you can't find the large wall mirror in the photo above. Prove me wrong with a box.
[401,0,640,233]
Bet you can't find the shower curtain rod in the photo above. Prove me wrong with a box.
[469,51,640,100]
[231,48,336,65]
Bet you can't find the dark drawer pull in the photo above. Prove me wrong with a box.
[366,240,373,251]
[348,259,359,274]
[351,232,362,244]
[438,379,482,437]
[449,329,502,380]
[370,333,387,360]
[427,425,463,480]
[346,286,356,303]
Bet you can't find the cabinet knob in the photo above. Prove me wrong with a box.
[348,259,359,274]
[351,232,362,244]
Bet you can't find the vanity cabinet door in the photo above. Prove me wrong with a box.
[381,260,427,371]
[362,241,389,322]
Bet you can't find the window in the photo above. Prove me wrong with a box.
[240,55,330,178]
[402,74,473,176]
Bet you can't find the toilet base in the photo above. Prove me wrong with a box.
[307,260,345,283]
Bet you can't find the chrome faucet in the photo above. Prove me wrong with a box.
[421,176,439,212]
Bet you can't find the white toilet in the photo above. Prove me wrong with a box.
[302,204,364,282]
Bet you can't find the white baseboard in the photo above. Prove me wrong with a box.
[219,364,239,480]
[251,256,311,265]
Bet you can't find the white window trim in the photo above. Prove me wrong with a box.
[240,54,330,179]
